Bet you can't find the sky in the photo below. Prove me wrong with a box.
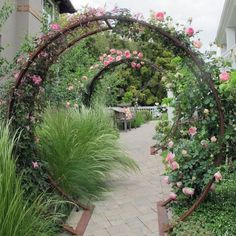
[70,0,225,52]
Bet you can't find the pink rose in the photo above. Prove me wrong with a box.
[171,161,180,170]
[50,23,61,31]
[182,187,195,197]
[141,61,145,65]
[31,75,42,85]
[103,53,107,57]
[169,192,177,200]
[185,27,194,37]
[162,176,170,184]
[166,152,175,163]
[110,48,116,54]
[131,62,137,68]
[168,141,174,148]
[219,71,230,81]
[176,181,183,188]
[188,127,197,137]
[193,40,202,49]
[138,52,143,59]
[107,55,114,63]
[32,161,39,169]
[133,50,138,55]
[214,171,222,182]
[154,12,165,21]
[136,63,141,68]
[125,50,131,58]
[66,101,70,108]
[117,50,123,55]
[210,136,217,143]
[103,61,110,67]
[116,56,122,61]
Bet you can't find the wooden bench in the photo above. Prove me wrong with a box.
[112,107,135,132]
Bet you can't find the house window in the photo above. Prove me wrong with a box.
[43,0,55,25]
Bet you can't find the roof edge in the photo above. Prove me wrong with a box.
[215,0,235,45]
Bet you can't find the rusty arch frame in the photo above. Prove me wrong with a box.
[9,15,224,138]
[8,13,225,233]
[86,57,161,100]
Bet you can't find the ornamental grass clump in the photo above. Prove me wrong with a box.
[37,106,138,202]
[0,123,60,236]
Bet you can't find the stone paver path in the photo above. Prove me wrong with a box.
[84,121,170,236]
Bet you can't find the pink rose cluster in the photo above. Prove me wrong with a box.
[99,49,144,69]
[166,152,180,171]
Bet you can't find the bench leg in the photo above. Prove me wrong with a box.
[124,121,127,132]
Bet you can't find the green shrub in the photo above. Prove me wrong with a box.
[131,110,152,128]
[37,106,138,203]
[141,110,153,122]
[131,111,145,128]
[0,123,61,236]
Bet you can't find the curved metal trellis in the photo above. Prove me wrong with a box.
[7,13,226,233]
[86,57,160,99]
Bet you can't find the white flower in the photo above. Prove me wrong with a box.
[210,136,217,143]
[182,150,188,156]
[203,109,209,114]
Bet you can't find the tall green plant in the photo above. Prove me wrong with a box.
[37,106,139,202]
[0,123,61,236]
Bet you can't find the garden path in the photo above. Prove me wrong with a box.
[62,121,170,236]
[84,121,170,236]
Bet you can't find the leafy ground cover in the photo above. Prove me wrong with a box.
[171,163,236,236]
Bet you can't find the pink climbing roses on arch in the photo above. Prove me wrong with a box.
[97,49,145,70]
[124,50,131,58]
